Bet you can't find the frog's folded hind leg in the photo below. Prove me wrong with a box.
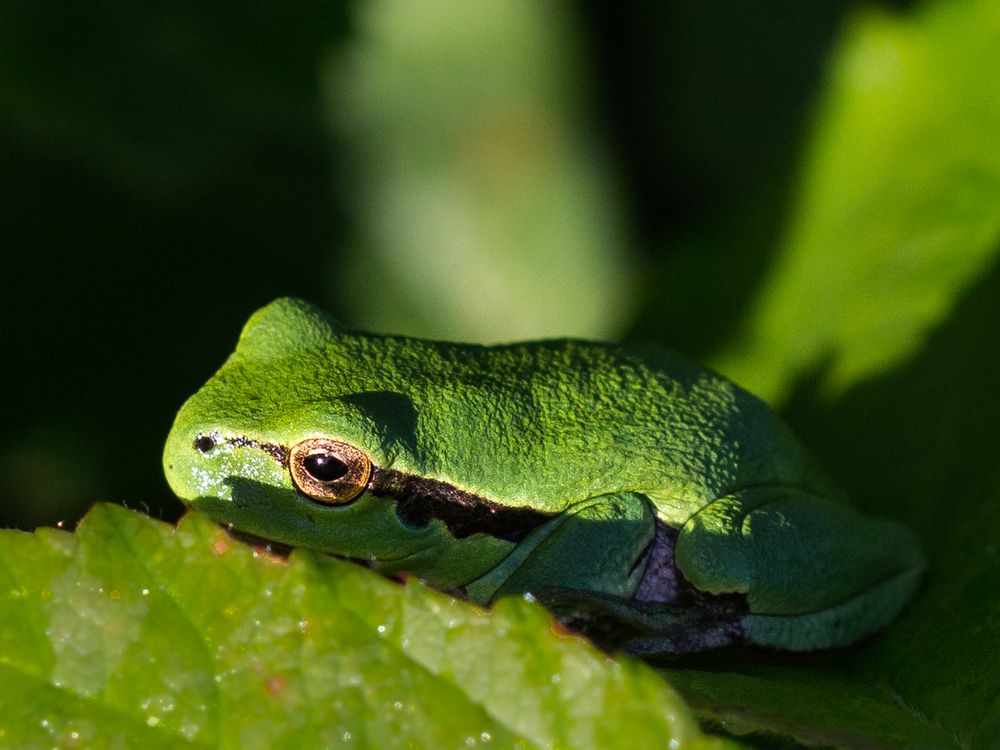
[675,487,926,650]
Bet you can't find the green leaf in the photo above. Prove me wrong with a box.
[655,1,1000,747]
[664,260,1000,750]
[713,0,1000,404]
[0,504,739,750]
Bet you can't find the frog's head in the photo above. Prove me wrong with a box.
[163,298,522,590]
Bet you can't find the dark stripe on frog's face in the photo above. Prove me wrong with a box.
[224,435,551,542]
[224,434,289,464]
[369,467,551,541]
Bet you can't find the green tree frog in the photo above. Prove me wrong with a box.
[163,298,925,654]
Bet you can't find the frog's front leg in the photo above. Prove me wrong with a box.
[463,492,658,605]
[676,486,926,651]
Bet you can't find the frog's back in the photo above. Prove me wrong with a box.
[357,334,828,518]
[224,298,829,519]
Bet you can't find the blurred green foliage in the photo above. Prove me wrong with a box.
[1,0,897,529]
[714,2,1000,402]
[2,0,999,746]
[328,0,634,341]
[654,2,1000,747]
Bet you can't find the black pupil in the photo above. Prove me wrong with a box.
[194,435,216,453]
[303,452,349,482]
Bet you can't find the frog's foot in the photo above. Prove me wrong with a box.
[535,587,744,655]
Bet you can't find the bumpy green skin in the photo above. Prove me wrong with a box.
[163,298,925,653]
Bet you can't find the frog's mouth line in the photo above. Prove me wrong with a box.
[220,526,423,565]
[221,434,553,543]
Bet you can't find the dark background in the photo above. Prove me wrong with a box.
[1,1,909,529]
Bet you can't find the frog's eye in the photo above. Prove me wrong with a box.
[289,438,371,505]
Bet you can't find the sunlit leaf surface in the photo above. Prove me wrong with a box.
[0,505,738,750]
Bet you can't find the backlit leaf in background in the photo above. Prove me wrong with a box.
[712,0,1000,404]
[0,504,741,750]
[666,259,1000,749]
[653,1,1000,747]
[326,0,633,342]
